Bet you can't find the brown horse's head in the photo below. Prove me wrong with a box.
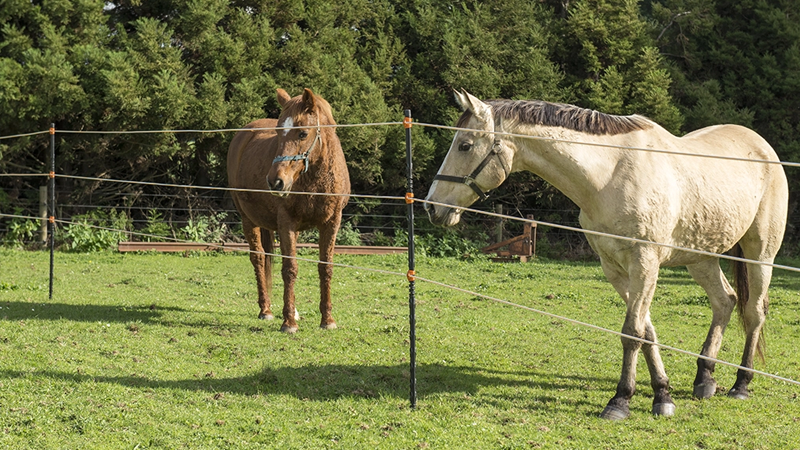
[267,88,335,196]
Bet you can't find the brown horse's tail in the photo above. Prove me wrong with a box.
[731,243,766,362]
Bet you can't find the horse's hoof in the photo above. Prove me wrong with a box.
[727,388,749,400]
[279,325,298,334]
[693,381,717,399]
[259,313,275,321]
[320,322,338,330]
[599,405,629,421]
[652,403,676,417]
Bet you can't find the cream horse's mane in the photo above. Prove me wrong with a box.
[456,99,653,135]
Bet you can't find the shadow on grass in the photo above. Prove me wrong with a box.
[0,363,615,416]
[0,301,192,324]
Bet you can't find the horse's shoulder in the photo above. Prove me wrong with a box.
[228,118,281,182]
[246,118,279,129]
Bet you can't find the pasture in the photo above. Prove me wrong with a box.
[0,248,798,449]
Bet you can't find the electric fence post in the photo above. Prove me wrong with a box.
[48,123,55,299]
[404,110,417,408]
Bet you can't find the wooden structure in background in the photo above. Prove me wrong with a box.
[481,214,537,262]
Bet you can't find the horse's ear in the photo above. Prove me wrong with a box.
[454,89,470,111]
[302,88,317,113]
[276,89,291,107]
[458,89,492,122]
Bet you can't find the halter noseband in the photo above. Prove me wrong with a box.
[272,118,321,174]
[433,139,507,202]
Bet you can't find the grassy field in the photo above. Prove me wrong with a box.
[0,248,798,449]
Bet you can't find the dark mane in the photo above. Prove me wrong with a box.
[456,99,652,135]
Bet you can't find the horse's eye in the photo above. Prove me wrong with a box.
[459,142,472,152]
[299,130,309,139]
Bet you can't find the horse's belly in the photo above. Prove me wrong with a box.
[580,198,753,268]
[235,191,343,232]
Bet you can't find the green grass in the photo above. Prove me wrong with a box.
[0,248,799,449]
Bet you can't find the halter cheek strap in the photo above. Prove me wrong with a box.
[433,139,506,202]
[272,118,321,174]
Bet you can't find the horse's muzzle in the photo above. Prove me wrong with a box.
[426,203,462,227]
[266,176,290,197]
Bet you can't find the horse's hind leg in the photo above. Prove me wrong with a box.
[728,196,785,399]
[686,259,737,398]
[729,255,773,399]
[317,221,340,330]
[641,316,674,416]
[277,228,300,333]
[243,218,274,320]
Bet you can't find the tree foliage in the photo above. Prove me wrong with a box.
[2,0,798,242]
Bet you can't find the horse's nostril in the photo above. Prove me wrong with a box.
[273,178,285,191]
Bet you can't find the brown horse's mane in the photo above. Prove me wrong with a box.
[456,99,652,135]
[280,93,337,126]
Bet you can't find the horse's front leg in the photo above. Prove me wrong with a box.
[317,221,340,330]
[278,228,300,333]
[641,315,674,416]
[600,255,669,420]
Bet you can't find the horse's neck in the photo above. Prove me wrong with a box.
[304,135,345,187]
[509,124,627,215]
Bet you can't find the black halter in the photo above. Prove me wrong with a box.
[433,139,506,202]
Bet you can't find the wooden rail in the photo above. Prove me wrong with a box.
[117,241,407,255]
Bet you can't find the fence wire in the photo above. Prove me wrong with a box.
[3,211,798,389]
[9,173,796,277]
[2,119,800,393]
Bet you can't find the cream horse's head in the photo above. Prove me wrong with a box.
[425,90,513,227]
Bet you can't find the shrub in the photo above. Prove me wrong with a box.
[61,209,132,252]
[2,214,40,247]
[140,209,172,241]
[179,212,228,242]
[297,221,363,246]
[336,222,362,246]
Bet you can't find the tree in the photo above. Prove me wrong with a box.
[555,0,683,132]
[651,0,800,241]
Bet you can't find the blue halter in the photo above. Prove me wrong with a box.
[272,118,321,174]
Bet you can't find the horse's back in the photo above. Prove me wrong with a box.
[678,124,788,218]
[583,123,788,266]
[227,119,278,187]
[681,124,781,161]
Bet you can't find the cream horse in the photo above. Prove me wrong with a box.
[425,90,788,419]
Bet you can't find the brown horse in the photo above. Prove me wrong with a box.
[227,88,350,333]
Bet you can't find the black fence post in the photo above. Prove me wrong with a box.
[48,123,55,299]
[404,110,417,409]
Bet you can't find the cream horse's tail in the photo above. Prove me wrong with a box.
[731,243,766,362]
